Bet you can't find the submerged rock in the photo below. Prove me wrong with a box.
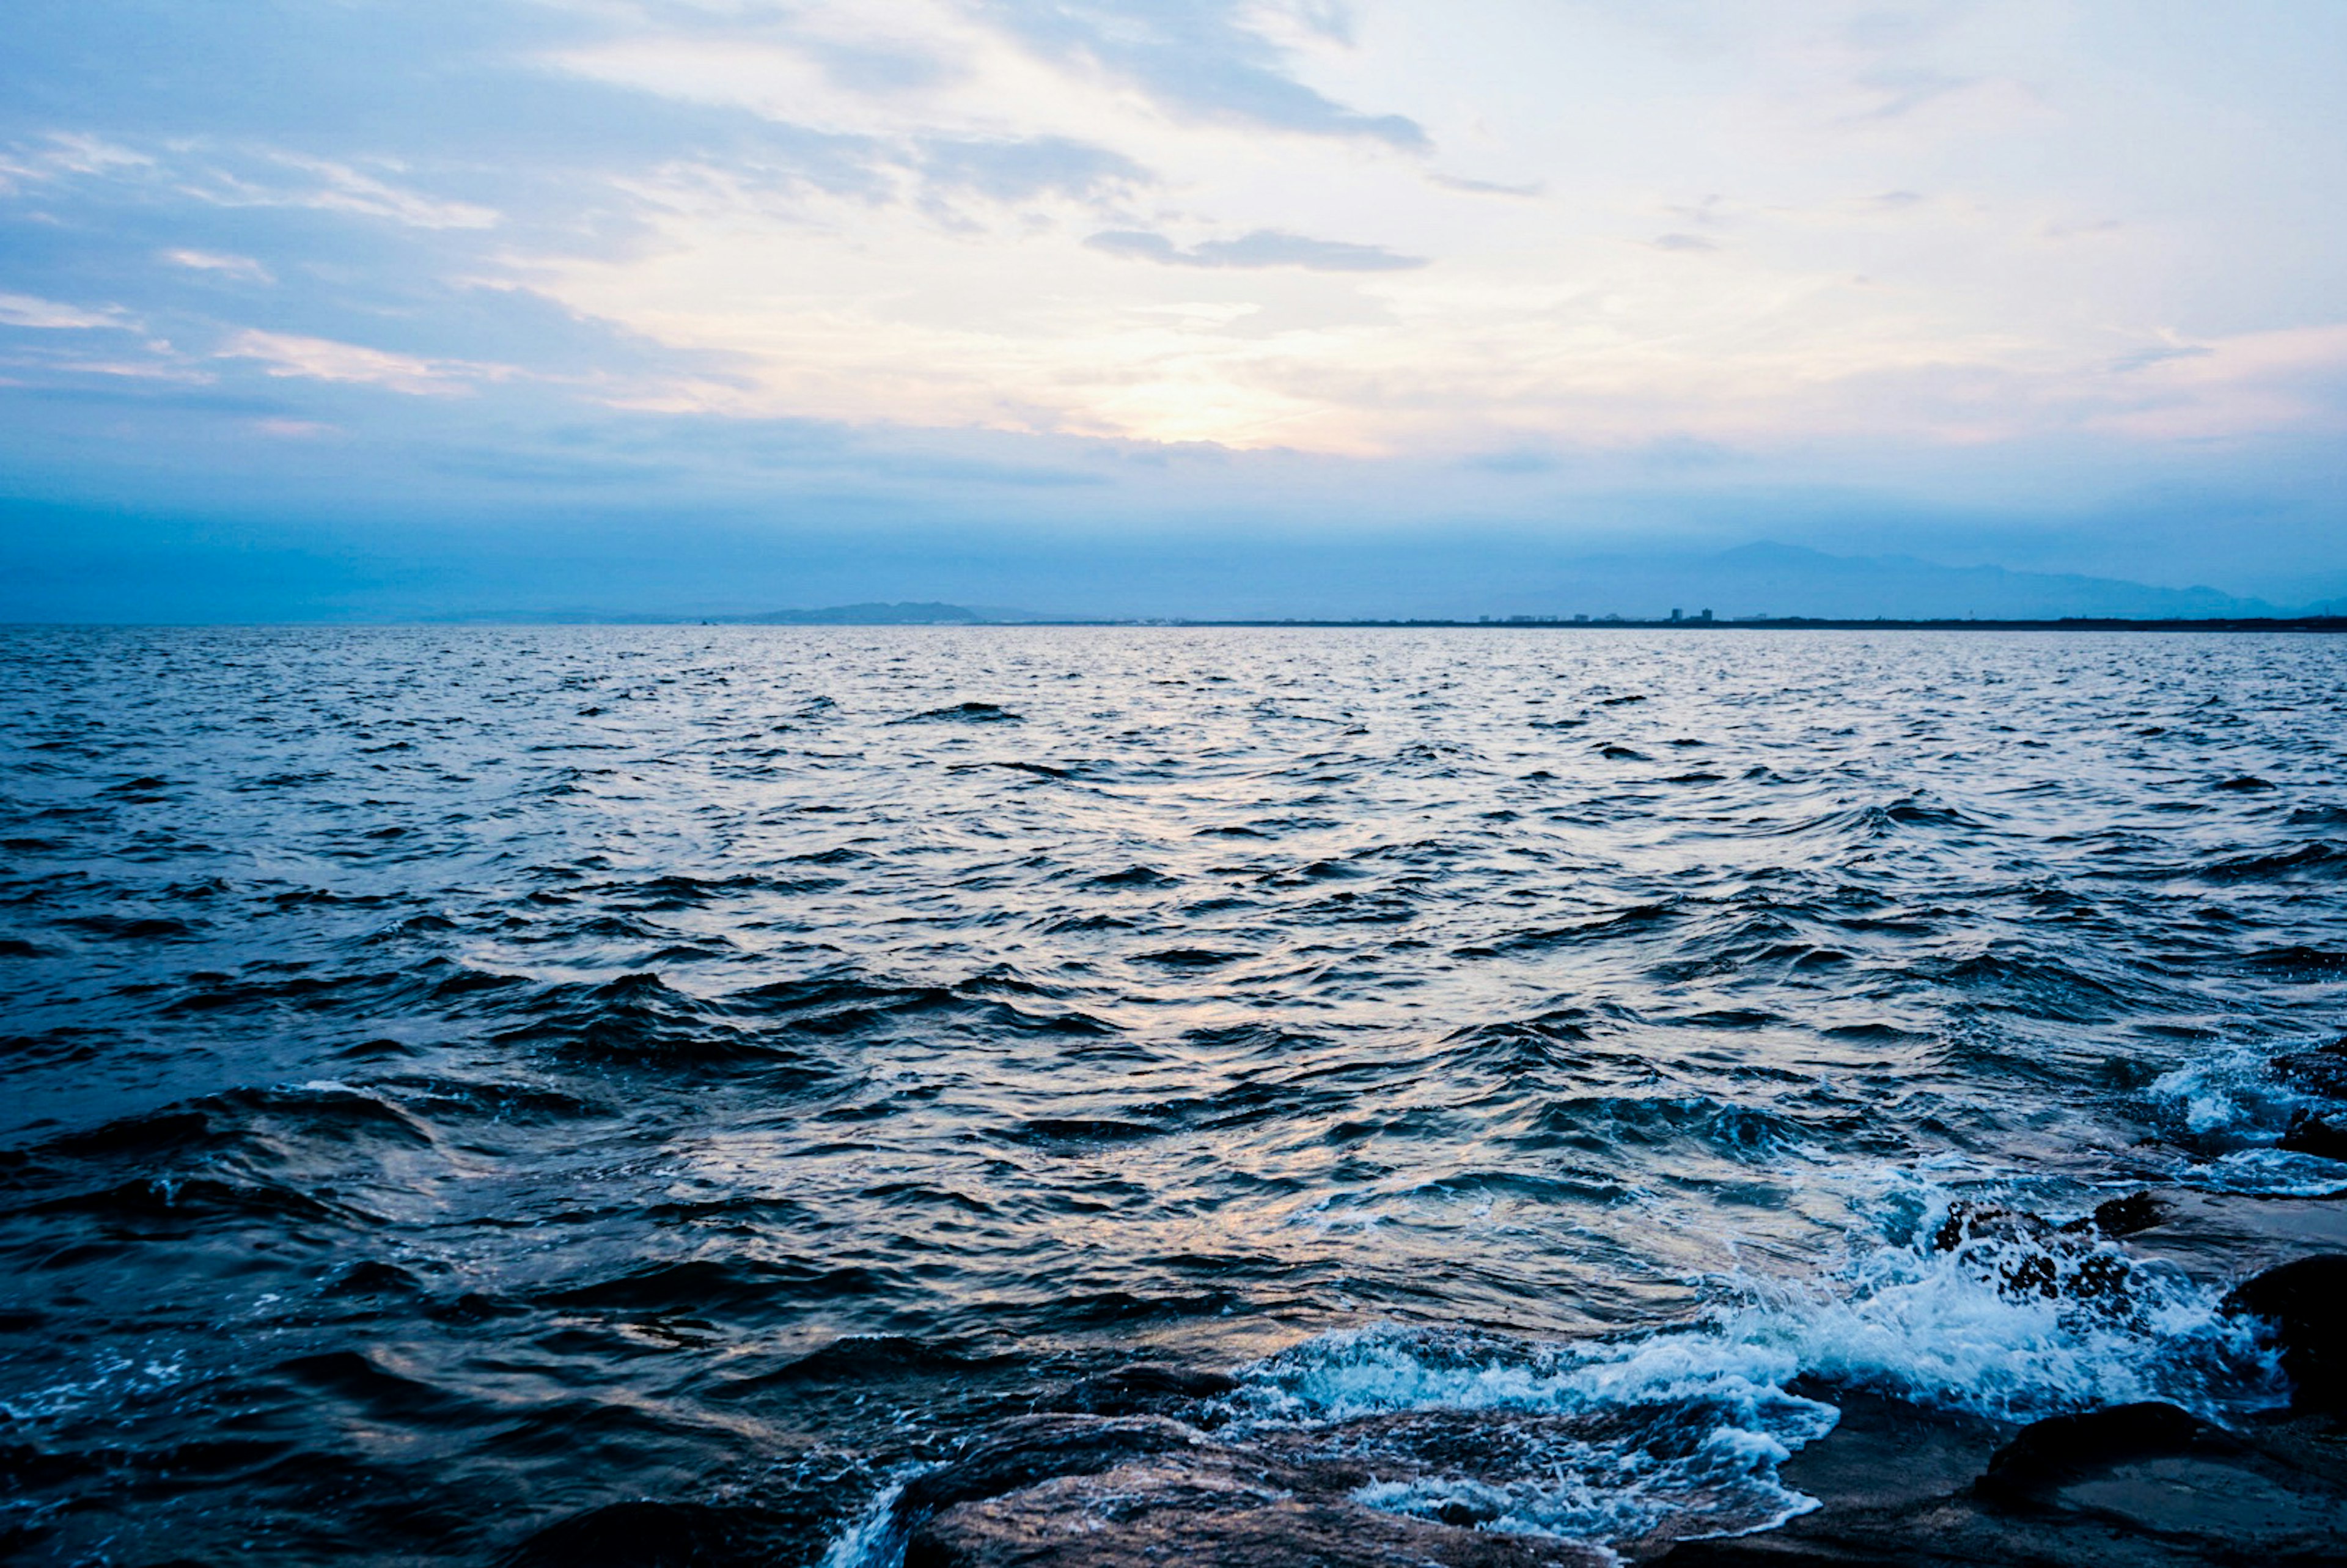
[502,1500,791,1567]
[893,1410,1613,1568]
[1644,1201,2347,1565]
[2271,1035,2347,1097]
[1046,1362,1242,1418]
[2222,1255,2347,1410]
[2280,1109,2347,1163]
[1974,1402,2232,1503]
[1929,1200,2134,1302]
[1654,1392,2347,1567]
[2078,1191,2173,1238]
[896,1414,1208,1519]
[906,1445,1608,1568]
[892,1211,2347,1568]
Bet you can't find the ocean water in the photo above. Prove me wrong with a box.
[2,626,2343,1563]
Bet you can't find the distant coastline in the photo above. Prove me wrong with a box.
[17,613,2347,632]
[700,608,2347,632]
[1137,614,2347,632]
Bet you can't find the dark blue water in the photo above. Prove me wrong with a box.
[3,627,2343,1563]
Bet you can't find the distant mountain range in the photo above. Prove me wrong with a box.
[730,601,1004,625]
[728,543,2306,625]
[1501,542,2286,622]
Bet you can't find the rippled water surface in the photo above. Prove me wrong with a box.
[4,627,2345,1562]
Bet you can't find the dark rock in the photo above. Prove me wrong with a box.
[896,1414,1207,1520]
[891,1407,1631,1568]
[1048,1362,1242,1417]
[905,1446,1609,1568]
[2222,1255,2347,1410]
[1975,1402,2227,1503]
[1932,1201,2065,1253]
[2117,1189,2347,1283]
[2272,1036,2347,1097]
[2076,1192,2172,1238]
[1655,1396,2347,1568]
[2280,1110,2347,1163]
[1773,1386,2014,1511]
[1930,1201,2133,1302]
[502,1501,787,1568]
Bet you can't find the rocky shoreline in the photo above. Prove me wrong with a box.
[499,1180,2347,1568]
[501,999,2347,1568]
[877,1188,2346,1568]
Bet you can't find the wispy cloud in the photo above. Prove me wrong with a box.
[1,0,2343,595]
[1085,228,1426,271]
[0,293,135,330]
[973,0,1430,148]
[160,248,274,283]
[1431,172,1542,198]
[0,132,153,191]
[914,134,1151,203]
[2090,324,2347,440]
[184,153,498,230]
[218,330,502,396]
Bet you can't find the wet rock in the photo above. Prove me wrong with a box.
[502,1500,788,1568]
[1772,1385,2014,1511]
[1931,1201,2040,1253]
[1047,1362,1241,1418]
[2116,1189,2347,1281]
[2222,1255,2347,1410]
[1930,1201,2132,1302]
[1653,1394,2347,1568]
[895,1414,1208,1519]
[1974,1402,2230,1503]
[2075,1191,2172,1238]
[2280,1109,2347,1163]
[2271,1036,2347,1097]
[892,1409,1620,1568]
[1976,1402,2347,1558]
[905,1445,1609,1568]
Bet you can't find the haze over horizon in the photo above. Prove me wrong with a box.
[5,1,2345,619]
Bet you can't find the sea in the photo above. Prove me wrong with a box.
[2,625,2343,1564]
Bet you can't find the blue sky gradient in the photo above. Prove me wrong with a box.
[4,1,2344,618]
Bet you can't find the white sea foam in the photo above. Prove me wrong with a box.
[2147,1042,2312,1141]
[1224,1184,2284,1550]
[2182,1147,2347,1196]
[816,1478,908,1568]
[2142,1037,2347,1195]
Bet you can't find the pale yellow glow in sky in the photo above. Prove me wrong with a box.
[512,0,2347,454]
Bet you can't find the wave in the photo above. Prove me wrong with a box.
[1216,1184,2281,1552]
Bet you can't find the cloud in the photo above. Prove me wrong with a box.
[180,153,498,230]
[2088,324,2347,440]
[1085,228,1427,271]
[1649,233,1721,253]
[161,248,274,283]
[0,292,134,329]
[3,125,498,231]
[1429,172,1543,197]
[217,330,499,396]
[38,357,213,384]
[913,134,1151,202]
[974,0,1430,149]
[1848,66,1976,122]
[0,133,153,191]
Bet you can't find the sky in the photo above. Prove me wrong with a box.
[3,0,2345,619]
